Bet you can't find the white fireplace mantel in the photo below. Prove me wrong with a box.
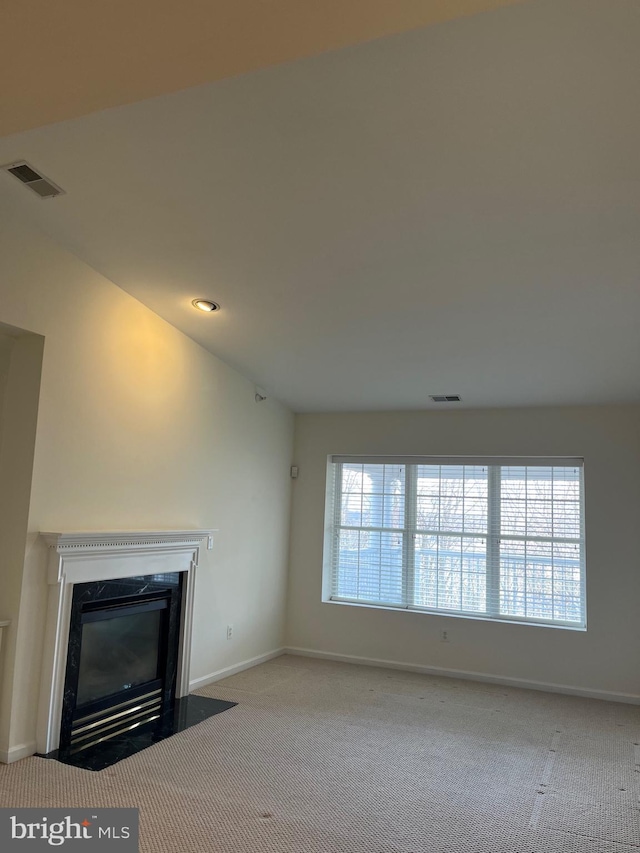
[37,529,215,755]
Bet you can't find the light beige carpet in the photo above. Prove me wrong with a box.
[1,655,639,852]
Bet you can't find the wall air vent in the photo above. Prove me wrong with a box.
[430,395,462,403]
[2,161,65,199]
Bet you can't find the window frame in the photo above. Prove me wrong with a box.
[322,455,587,631]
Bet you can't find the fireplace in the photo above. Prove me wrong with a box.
[38,530,216,757]
[59,573,183,757]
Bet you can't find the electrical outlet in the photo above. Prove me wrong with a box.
[226,624,233,640]
[440,630,449,643]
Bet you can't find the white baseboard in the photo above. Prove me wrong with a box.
[0,741,37,765]
[190,647,285,691]
[283,646,640,705]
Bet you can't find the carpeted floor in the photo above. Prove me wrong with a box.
[1,655,639,852]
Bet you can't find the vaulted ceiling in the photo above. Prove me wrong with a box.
[1,0,639,412]
[1,0,525,135]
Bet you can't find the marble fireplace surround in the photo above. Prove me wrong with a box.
[37,530,215,755]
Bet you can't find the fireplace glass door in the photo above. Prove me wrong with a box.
[77,601,166,708]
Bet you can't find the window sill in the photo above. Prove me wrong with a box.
[322,597,587,632]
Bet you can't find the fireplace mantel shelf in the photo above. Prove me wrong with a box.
[42,529,216,553]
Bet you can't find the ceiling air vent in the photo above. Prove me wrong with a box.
[2,161,64,199]
[430,395,462,403]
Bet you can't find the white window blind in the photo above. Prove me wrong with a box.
[325,457,585,628]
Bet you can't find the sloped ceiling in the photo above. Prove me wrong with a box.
[1,0,525,136]
[1,0,639,412]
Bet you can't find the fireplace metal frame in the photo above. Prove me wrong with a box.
[59,578,182,756]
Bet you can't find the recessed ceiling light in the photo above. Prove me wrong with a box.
[192,299,220,313]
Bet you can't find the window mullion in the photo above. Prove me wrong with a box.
[331,463,343,599]
[486,465,501,617]
[578,466,587,627]
[403,465,417,608]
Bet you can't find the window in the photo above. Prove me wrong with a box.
[324,456,585,628]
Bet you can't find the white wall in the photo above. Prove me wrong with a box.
[0,333,13,427]
[0,328,44,759]
[287,406,640,699]
[0,197,294,759]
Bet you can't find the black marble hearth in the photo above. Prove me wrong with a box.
[39,694,237,771]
